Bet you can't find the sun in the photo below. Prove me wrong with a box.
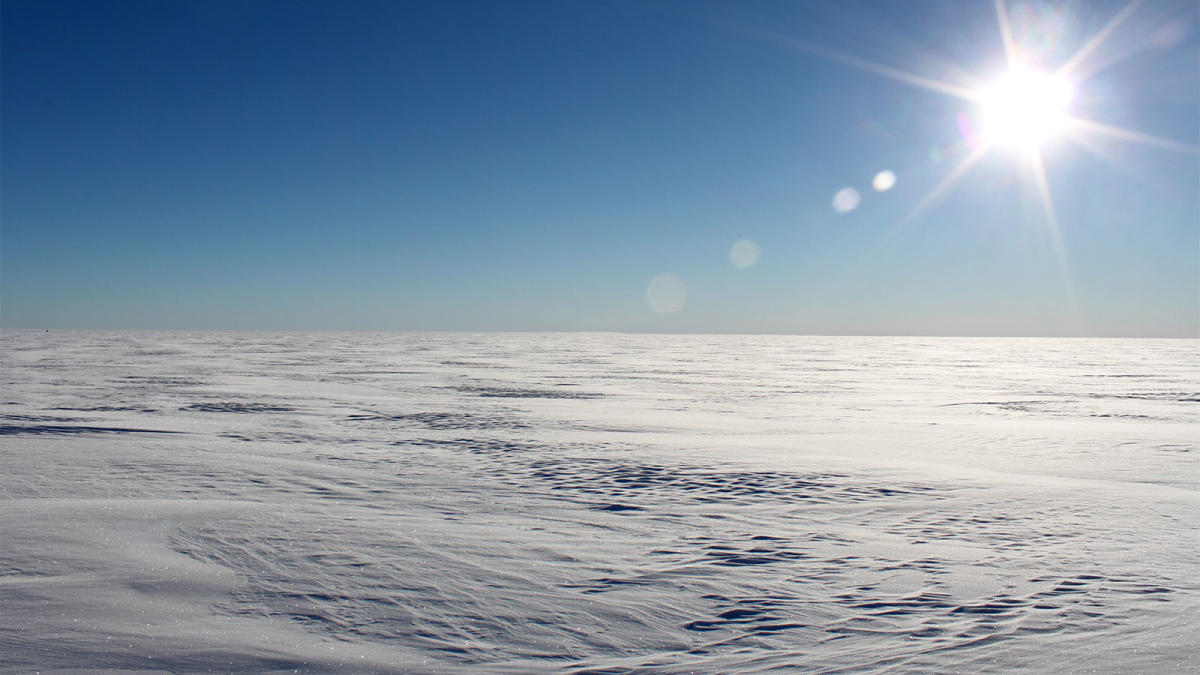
[771,0,1197,287]
[977,66,1074,151]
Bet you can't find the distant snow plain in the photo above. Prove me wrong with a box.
[0,331,1196,673]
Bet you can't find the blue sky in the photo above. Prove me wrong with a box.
[3,0,1197,335]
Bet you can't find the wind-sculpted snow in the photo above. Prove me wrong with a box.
[0,331,1196,673]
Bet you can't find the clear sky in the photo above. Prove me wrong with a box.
[3,0,1197,336]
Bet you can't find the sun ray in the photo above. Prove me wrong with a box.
[1062,130,1191,212]
[993,0,1018,67]
[746,0,1194,306]
[1029,150,1078,307]
[836,143,989,284]
[1063,125,1126,165]
[1066,116,1200,154]
[898,144,991,231]
[749,30,979,101]
[1055,0,1143,80]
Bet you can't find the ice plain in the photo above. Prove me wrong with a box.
[0,330,1196,673]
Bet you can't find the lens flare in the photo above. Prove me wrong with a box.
[729,239,761,268]
[832,187,861,213]
[645,273,687,314]
[872,170,897,191]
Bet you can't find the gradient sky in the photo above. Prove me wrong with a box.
[3,0,1197,335]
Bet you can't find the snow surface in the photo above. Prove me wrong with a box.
[1,331,1196,673]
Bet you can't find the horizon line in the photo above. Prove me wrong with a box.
[1,327,1196,340]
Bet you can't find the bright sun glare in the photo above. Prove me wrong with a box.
[778,0,1198,307]
[978,67,1074,150]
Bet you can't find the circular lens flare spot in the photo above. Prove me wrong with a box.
[872,170,896,191]
[832,187,861,213]
[729,239,761,268]
[645,273,687,314]
[978,67,1073,150]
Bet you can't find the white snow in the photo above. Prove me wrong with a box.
[1,331,1196,672]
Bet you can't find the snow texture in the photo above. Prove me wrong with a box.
[1,331,1196,673]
